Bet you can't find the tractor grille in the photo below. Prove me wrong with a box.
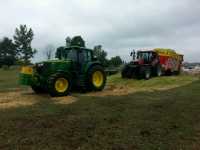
[35,63,46,74]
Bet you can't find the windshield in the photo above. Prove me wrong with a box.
[66,49,77,61]
[137,52,153,63]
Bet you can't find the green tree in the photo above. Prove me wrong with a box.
[55,46,65,59]
[0,37,16,67]
[93,45,108,67]
[13,24,36,64]
[109,56,123,67]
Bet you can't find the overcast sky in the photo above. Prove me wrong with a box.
[0,0,200,62]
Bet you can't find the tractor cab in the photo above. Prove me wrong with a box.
[122,50,161,79]
[136,51,158,65]
[130,50,158,65]
[64,47,93,63]
[56,46,96,73]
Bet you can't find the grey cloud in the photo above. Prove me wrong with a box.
[0,0,200,62]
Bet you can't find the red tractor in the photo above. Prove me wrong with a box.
[121,49,184,79]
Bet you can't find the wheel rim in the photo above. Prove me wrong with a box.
[55,78,69,93]
[145,72,150,79]
[92,71,104,87]
[157,69,162,76]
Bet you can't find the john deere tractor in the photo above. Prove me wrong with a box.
[19,36,106,97]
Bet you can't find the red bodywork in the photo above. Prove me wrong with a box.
[158,53,183,72]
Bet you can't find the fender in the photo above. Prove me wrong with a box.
[56,70,73,79]
[83,61,103,74]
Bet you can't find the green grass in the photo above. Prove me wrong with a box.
[108,73,198,88]
[0,69,200,149]
[0,68,22,91]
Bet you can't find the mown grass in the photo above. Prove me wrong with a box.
[0,68,22,91]
[0,69,200,149]
[108,73,199,89]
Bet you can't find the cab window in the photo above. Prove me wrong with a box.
[87,51,92,61]
[66,49,78,61]
[78,50,86,63]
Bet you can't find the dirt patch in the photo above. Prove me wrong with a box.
[86,84,136,97]
[0,78,196,107]
[86,81,195,97]
[0,89,77,109]
[0,90,38,109]
[52,96,77,105]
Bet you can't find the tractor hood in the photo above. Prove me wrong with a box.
[34,60,73,75]
[19,59,73,86]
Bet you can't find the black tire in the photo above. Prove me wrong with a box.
[121,65,128,78]
[139,66,151,80]
[165,70,172,76]
[144,69,151,80]
[121,65,133,78]
[48,73,71,97]
[156,65,162,77]
[87,65,106,91]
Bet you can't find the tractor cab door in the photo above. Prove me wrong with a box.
[77,49,92,73]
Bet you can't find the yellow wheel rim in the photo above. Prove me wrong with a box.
[92,71,104,87]
[55,78,69,93]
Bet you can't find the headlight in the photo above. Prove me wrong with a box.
[37,63,44,67]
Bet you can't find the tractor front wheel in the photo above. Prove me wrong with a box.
[48,73,71,97]
[87,65,106,91]
[31,85,45,94]
[139,66,151,80]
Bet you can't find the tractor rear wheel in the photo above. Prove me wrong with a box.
[87,65,106,91]
[156,65,162,77]
[48,73,71,97]
[122,65,129,78]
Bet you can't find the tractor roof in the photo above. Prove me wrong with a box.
[137,50,155,53]
[65,46,93,51]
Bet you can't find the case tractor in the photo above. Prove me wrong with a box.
[19,36,106,97]
[121,49,183,80]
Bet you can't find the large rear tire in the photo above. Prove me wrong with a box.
[87,65,106,91]
[121,65,128,78]
[156,65,162,77]
[48,73,71,97]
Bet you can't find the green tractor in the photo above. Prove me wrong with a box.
[19,36,106,97]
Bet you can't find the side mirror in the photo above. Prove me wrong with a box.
[131,49,136,60]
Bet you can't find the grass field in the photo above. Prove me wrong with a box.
[0,68,200,149]
[0,68,20,91]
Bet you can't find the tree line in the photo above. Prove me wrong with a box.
[0,25,123,68]
[0,25,36,67]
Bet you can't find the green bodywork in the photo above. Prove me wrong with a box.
[19,46,102,89]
